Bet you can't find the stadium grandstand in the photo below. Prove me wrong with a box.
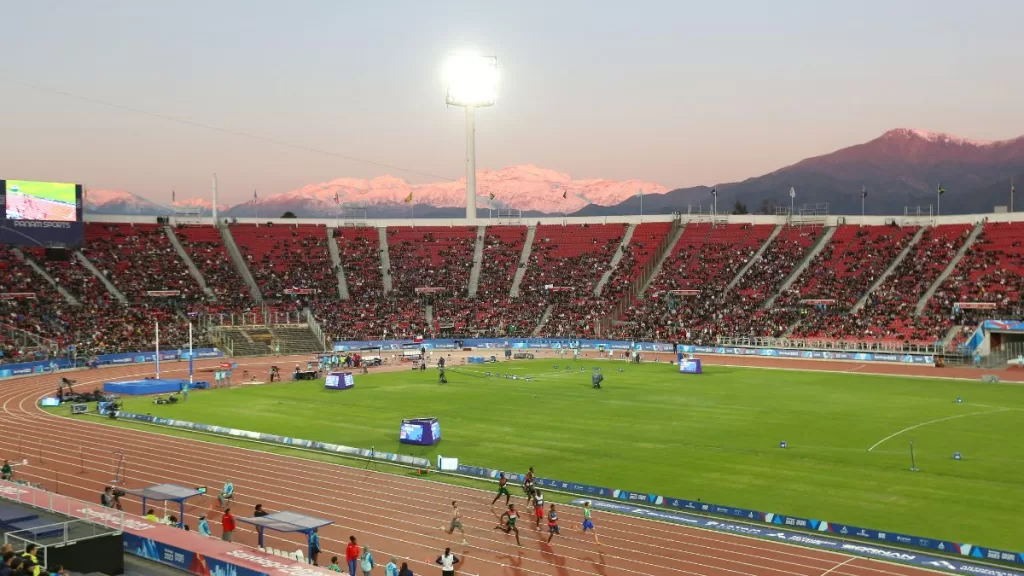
[2,212,1022,366]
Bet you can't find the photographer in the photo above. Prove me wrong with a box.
[101,486,124,510]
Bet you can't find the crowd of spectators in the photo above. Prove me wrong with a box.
[231,224,337,302]
[84,223,204,303]
[386,226,476,297]
[175,224,255,311]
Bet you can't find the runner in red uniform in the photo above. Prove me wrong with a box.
[493,504,522,546]
[533,490,545,528]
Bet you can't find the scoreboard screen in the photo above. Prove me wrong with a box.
[0,179,84,248]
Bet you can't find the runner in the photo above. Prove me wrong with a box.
[522,467,536,503]
[533,490,545,528]
[1,460,12,481]
[493,504,522,546]
[440,501,469,545]
[546,504,560,543]
[581,501,599,543]
[491,473,511,506]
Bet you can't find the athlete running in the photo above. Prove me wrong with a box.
[494,504,522,546]
[582,501,599,543]
[546,504,560,543]
[440,501,469,545]
[533,490,545,528]
[491,473,511,506]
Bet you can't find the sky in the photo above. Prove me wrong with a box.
[1,0,1022,205]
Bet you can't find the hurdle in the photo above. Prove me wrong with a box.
[111,451,125,485]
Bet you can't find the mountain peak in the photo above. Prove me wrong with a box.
[880,128,1001,147]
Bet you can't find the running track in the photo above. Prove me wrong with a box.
[0,355,1001,576]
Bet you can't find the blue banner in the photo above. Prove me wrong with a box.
[333,338,673,353]
[0,348,223,380]
[677,345,935,365]
[123,532,267,576]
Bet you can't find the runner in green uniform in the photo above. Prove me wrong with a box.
[491,473,511,506]
[493,504,521,546]
[1,460,12,481]
[581,501,599,543]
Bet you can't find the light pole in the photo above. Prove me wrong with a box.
[445,53,498,220]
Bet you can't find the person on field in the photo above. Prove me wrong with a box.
[546,504,560,543]
[359,546,374,576]
[328,557,342,573]
[435,548,460,576]
[533,490,545,528]
[345,536,360,576]
[218,481,234,506]
[490,473,511,507]
[581,501,599,543]
[221,508,236,542]
[441,501,468,545]
[493,504,521,546]
[310,529,322,566]
[385,557,398,576]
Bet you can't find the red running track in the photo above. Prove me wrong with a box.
[0,356,964,576]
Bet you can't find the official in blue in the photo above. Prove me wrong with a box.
[197,515,211,537]
[310,529,322,566]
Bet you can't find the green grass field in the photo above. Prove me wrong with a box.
[6,180,77,204]
[77,360,1024,549]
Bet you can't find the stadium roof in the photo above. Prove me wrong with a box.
[236,511,334,533]
[122,483,204,502]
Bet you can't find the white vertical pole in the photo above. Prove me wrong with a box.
[1012,177,1015,212]
[937,184,941,217]
[188,323,194,384]
[155,321,161,379]
[212,174,218,225]
[465,105,478,220]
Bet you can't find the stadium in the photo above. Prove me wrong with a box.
[3,6,1024,576]
[2,207,1024,576]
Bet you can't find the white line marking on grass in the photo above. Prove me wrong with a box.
[819,557,855,575]
[868,409,1010,452]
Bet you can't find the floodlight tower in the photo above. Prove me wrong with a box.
[445,53,498,220]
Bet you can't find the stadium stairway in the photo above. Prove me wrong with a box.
[637,220,686,296]
[763,225,835,309]
[325,227,350,300]
[467,224,486,297]
[509,224,538,297]
[425,303,434,326]
[75,250,128,304]
[531,304,554,336]
[378,227,393,294]
[219,225,263,303]
[163,225,216,301]
[850,226,926,313]
[594,223,636,296]
[269,324,324,354]
[13,247,79,305]
[914,220,985,314]
[725,224,783,292]
[219,326,273,356]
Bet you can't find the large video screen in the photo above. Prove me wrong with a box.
[5,180,78,222]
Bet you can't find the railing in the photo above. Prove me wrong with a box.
[0,322,58,359]
[304,308,328,351]
[713,335,945,355]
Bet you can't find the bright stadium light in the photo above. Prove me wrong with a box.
[445,52,497,220]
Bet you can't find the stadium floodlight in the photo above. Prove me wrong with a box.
[445,52,498,220]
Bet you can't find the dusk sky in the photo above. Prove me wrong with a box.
[1,0,1021,204]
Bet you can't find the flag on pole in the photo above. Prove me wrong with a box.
[334,190,340,205]
[562,189,567,200]
[403,191,413,204]
[252,188,259,205]
[172,190,176,203]
[637,188,643,198]
[938,184,946,195]
[789,187,796,198]
[489,190,495,201]
[711,186,718,197]
[861,186,867,198]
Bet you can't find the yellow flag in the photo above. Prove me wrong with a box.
[404,191,413,204]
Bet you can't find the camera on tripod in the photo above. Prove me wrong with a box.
[591,372,604,389]
[438,366,448,384]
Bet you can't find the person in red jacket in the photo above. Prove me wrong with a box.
[221,508,236,542]
[345,536,360,576]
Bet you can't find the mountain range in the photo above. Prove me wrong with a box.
[85,128,1024,218]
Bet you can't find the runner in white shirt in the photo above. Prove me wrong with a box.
[440,501,468,544]
[435,548,460,576]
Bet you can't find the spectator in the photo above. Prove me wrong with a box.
[385,557,399,576]
[359,546,374,576]
[254,504,268,517]
[398,563,413,576]
[435,548,459,576]
[1,552,15,576]
[100,487,114,508]
[145,509,160,522]
[345,537,360,576]
[328,557,342,573]
[222,508,236,542]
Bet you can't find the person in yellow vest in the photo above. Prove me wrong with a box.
[145,509,161,522]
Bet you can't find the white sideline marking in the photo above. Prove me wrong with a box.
[820,557,855,575]
[867,409,1010,452]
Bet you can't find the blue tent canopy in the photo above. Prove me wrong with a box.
[236,511,334,559]
[122,483,205,528]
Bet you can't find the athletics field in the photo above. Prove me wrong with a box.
[78,359,1024,549]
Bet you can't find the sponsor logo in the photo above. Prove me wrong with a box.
[840,544,915,561]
